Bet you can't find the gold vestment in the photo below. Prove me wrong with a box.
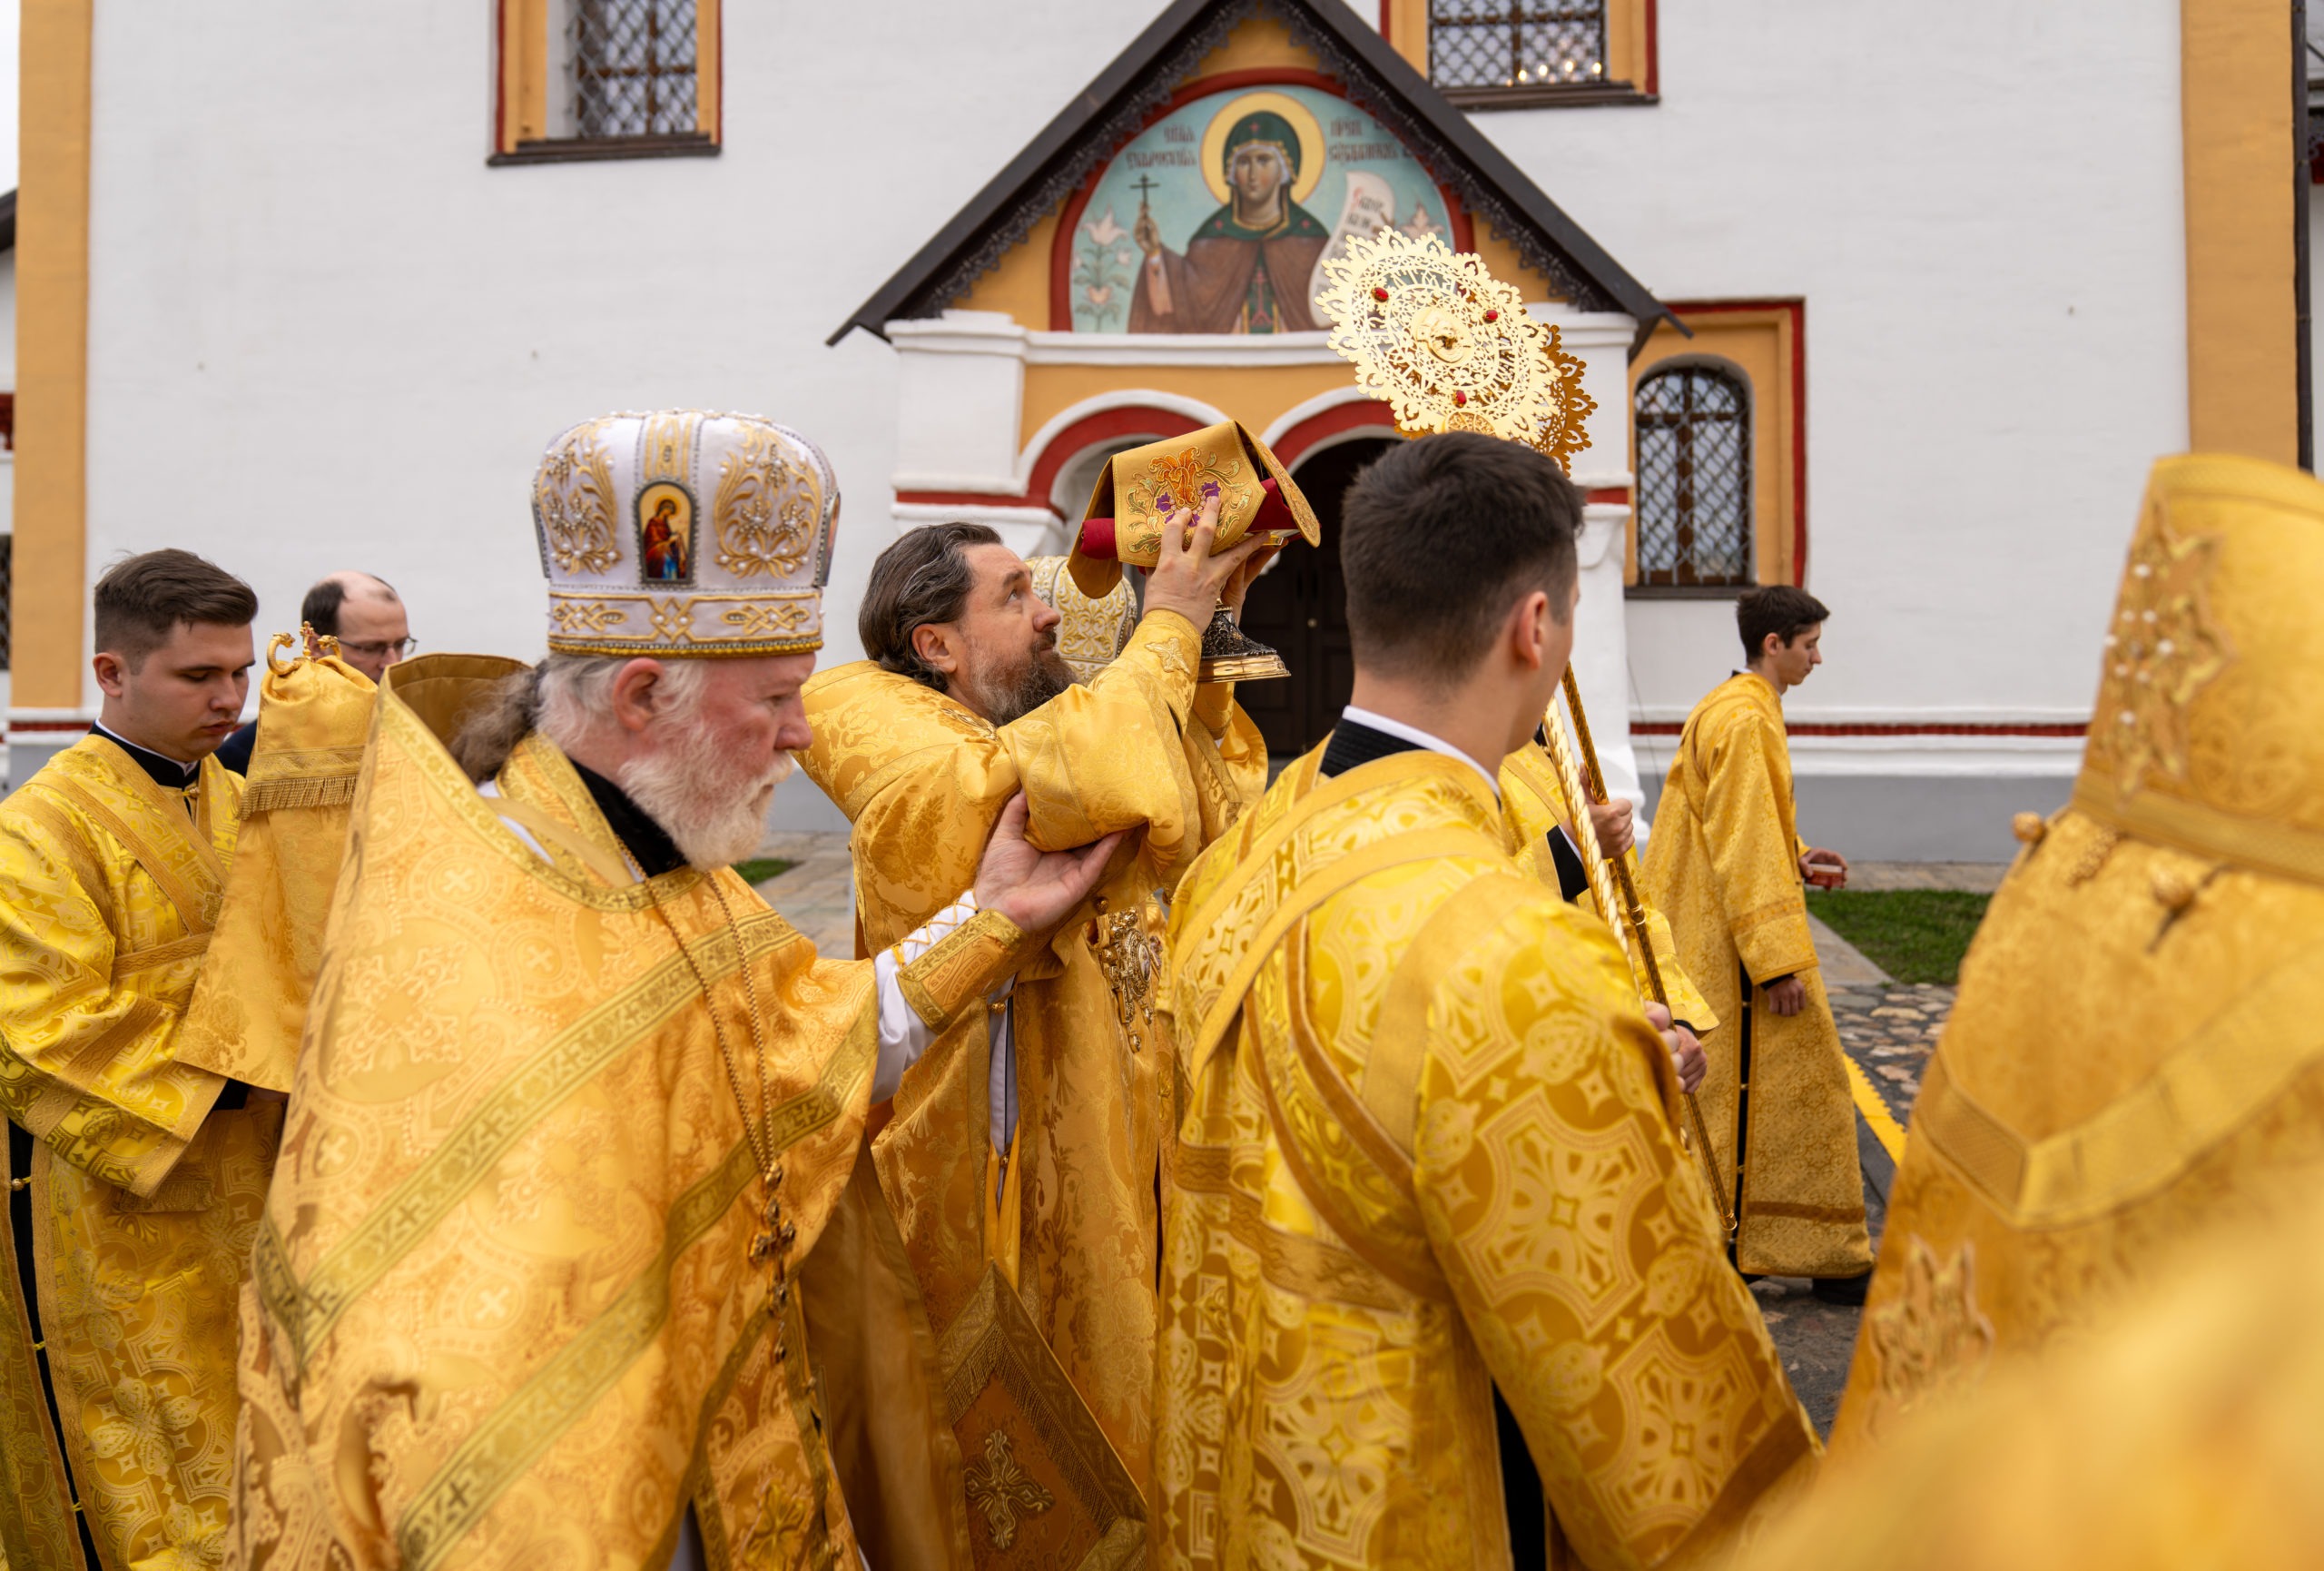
[797,608,1266,1495]
[1744,1191,2324,1571]
[1499,741,1716,1034]
[0,736,272,1571]
[233,659,1028,1570]
[1829,454,2324,1453]
[1156,746,1815,1570]
[1640,675,1871,1278]
[178,650,377,1093]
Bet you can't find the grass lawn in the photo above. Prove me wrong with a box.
[1805,889,1993,985]
[730,857,796,886]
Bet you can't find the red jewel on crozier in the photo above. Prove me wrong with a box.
[1482,309,1499,322]
[1452,390,1468,407]
[1373,286,1390,301]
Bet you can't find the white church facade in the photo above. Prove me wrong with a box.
[8,0,2314,858]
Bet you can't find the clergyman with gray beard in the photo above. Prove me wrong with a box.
[793,500,1277,1489]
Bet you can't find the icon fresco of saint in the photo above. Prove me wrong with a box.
[637,482,694,584]
[1130,92,1331,335]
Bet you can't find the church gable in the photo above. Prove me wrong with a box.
[830,0,1669,343]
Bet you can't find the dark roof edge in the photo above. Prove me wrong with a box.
[827,0,1674,346]
[0,190,16,255]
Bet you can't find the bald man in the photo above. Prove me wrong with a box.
[215,571,411,773]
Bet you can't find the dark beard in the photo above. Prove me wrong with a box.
[966,646,1077,726]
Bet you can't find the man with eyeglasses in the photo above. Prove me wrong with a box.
[215,570,414,773]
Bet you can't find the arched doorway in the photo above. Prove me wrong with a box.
[1235,437,1396,757]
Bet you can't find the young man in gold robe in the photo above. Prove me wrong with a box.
[0,549,271,1571]
[231,412,1121,1570]
[1641,586,1874,1298]
[1158,433,1814,1570]
[794,506,1271,1491]
[1827,453,2324,1454]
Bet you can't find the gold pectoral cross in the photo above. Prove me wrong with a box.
[1091,904,1162,1052]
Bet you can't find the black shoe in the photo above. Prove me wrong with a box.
[1812,1273,1871,1306]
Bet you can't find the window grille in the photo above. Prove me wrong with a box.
[570,0,698,140]
[1635,366,1753,587]
[1429,1,1609,92]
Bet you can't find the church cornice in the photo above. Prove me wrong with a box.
[827,0,1674,347]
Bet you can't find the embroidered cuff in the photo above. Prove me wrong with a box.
[894,908,1044,1030]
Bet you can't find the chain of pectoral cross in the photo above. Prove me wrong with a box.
[654,876,797,1359]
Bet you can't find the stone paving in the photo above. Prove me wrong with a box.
[742,826,1998,1438]
[748,829,856,956]
[1751,868,1998,1433]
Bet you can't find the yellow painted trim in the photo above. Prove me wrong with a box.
[1383,0,1429,75]
[1844,1053,1905,1164]
[696,0,722,140]
[16,0,94,710]
[1630,305,1800,587]
[1472,214,1564,304]
[1191,13,1312,77]
[958,209,1059,329]
[1019,362,1355,454]
[498,0,549,150]
[2180,0,2299,462]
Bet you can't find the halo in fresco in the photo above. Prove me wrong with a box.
[1068,82,1452,334]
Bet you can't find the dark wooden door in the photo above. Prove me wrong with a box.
[1234,438,1394,757]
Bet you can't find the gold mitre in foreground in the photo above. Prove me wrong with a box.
[533,410,841,657]
[1027,554,1136,683]
[1316,229,1595,473]
[2071,453,2324,869]
[1066,418,1319,598]
[177,636,377,1091]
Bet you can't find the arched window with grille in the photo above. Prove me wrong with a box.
[1633,365,1753,587]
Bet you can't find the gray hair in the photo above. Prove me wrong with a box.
[858,520,1003,691]
[449,654,708,780]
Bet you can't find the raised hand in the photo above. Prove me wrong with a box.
[1140,494,1267,631]
[972,794,1125,934]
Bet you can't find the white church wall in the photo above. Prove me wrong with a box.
[73,0,1200,824]
[1485,0,2187,726]
[1478,0,2185,854]
[69,0,2189,849]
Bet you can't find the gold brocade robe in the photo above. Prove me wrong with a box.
[0,736,276,1571]
[1157,746,1815,1571]
[1640,675,1870,1279]
[797,609,1266,1491]
[234,662,1023,1571]
[1827,455,2324,1456]
[1498,744,1716,1035]
[178,651,377,1093]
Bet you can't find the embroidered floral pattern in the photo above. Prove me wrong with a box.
[2094,503,2231,795]
[534,422,623,576]
[713,425,821,579]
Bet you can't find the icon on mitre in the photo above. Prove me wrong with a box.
[1068,418,1320,683]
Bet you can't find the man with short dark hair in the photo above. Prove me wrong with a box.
[1157,434,1813,1567]
[1642,582,1875,1301]
[214,570,411,773]
[795,501,1272,1494]
[0,548,275,1570]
